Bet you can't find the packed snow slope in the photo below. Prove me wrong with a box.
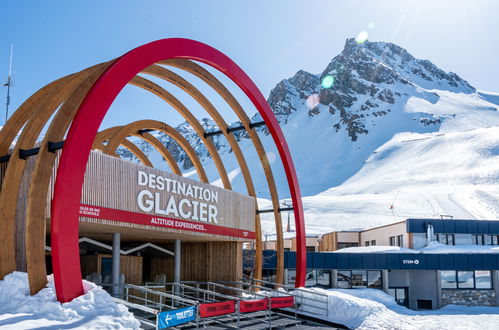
[119,38,499,233]
[302,287,499,330]
[0,272,139,329]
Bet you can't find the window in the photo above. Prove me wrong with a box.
[351,270,367,288]
[317,270,331,287]
[389,236,396,246]
[338,270,351,288]
[441,270,457,289]
[397,235,404,247]
[338,270,382,289]
[475,271,493,289]
[492,235,499,245]
[367,271,382,289]
[306,246,316,252]
[436,234,454,245]
[365,241,370,247]
[457,271,474,289]
[473,234,484,245]
[337,242,358,249]
[305,269,316,287]
[440,270,493,289]
[371,240,376,246]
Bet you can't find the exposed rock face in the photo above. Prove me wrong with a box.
[118,38,476,169]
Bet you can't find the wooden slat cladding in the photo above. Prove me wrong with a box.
[147,241,242,283]
[80,151,255,236]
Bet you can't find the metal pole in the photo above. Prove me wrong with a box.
[174,239,181,287]
[112,233,121,297]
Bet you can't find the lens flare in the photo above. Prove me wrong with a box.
[306,94,320,109]
[356,31,369,44]
[266,151,277,164]
[321,75,335,89]
[368,21,375,29]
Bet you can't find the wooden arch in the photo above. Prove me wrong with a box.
[0,39,306,303]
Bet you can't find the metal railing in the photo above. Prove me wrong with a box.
[241,278,330,317]
[139,281,300,329]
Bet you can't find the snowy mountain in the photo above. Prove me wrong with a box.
[119,38,499,234]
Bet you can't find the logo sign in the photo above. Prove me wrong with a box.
[270,296,294,309]
[158,305,196,329]
[199,301,235,318]
[402,259,420,265]
[239,299,268,313]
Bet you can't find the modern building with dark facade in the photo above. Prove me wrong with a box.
[257,218,499,310]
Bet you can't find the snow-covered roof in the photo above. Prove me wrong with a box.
[333,242,499,254]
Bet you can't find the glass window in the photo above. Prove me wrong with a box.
[447,234,455,245]
[473,235,484,245]
[287,269,296,285]
[397,235,404,247]
[351,270,367,288]
[305,269,316,287]
[317,270,331,287]
[484,235,492,245]
[457,271,474,289]
[365,241,370,247]
[475,271,492,289]
[367,271,382,289]
[338,270,351,288]
[389,236,396,246]
[337,242,358,249]
[441,271,457,289]
[492,235,498,245]
[371,240,376,246]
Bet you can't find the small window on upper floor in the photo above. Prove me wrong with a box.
[365,241,370,247]
[397,235,404,247]
[371,240,376,246]
[389,236,396,246]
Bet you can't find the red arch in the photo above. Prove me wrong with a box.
[51,38,306,302]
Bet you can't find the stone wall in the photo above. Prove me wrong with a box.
[441,289,496,306]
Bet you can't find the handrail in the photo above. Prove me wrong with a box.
[112,297,159,315]
[182,281,268,299]
[125,283,198,305]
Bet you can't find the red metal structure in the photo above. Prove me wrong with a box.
[50,39,306,302]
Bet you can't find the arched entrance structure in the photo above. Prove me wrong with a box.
[0,39,306,303]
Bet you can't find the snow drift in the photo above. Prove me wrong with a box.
[0,272,139,329]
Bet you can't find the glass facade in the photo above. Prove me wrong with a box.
[338,270,383,289]
[440,270,493,289]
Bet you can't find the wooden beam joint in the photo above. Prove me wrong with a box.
[204,121,266,138]
[256,206,293,214]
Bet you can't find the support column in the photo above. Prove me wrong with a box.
[382,270,389,294]
[494,270,499,307]
[331,269,338,288]
[112,233,121,297]
[436,270,443,308]
[174,239,181,286]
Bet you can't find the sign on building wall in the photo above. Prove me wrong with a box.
[78,152,256,239]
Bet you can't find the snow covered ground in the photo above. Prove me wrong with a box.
[304,287,499,329]
[0,272,139,330]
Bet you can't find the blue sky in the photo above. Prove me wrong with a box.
[1,0,498,128]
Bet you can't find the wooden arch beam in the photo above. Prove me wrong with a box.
[103,120,208,183]
[0,64,109,280]
[159,59,285,283]
[94,126,183,175]
[24,63,113,293]
[126,76,229,189]
[139,64,268,280]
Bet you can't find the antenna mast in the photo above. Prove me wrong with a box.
[3,44,13,124]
